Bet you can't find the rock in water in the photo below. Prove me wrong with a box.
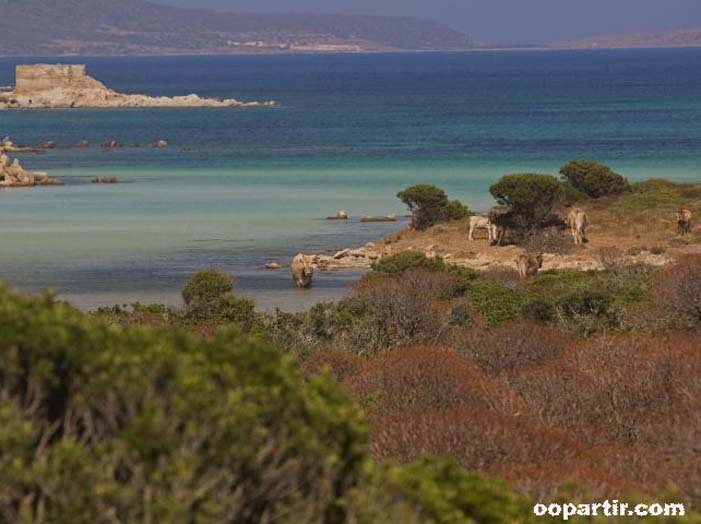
[291,254,314,288]
[327,210,350,220]
[0,150,63,188]
[91,176,119,184]
[361,214,397,223]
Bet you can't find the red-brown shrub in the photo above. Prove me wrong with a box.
[494,459,641,502]
[369,407,597,495]
[347,346,519,417]
[654,254,701,329]
[458,319,574,376]
[344,270,454,353]
[510,334,689,442]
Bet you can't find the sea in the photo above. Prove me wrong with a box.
[1,49,700,311]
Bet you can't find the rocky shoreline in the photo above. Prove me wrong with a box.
[292,239,672,274]
[0,64,277,110]
[265,210,674,276]
[0,150,63,188]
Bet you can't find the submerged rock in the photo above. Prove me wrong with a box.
[361,214,397,223]
[91,176,119,184]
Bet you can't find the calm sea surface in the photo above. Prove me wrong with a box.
[1,49,700,310]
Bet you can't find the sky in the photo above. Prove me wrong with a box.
[153,0,701,45]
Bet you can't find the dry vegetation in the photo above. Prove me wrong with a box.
[38,177,701,519]
[302,328,701,504]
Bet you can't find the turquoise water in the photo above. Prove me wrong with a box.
[1,50,701,310]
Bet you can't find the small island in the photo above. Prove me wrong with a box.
[0,64,277,110]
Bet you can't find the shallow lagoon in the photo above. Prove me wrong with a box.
[1,49,700,310]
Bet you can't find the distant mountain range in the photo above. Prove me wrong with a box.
[553,28,701,49]
[0,0,473,56]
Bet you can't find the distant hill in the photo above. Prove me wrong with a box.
[553,28,701,49]
[0,0,473,56]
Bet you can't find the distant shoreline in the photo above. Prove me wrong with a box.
[3,45,701,60]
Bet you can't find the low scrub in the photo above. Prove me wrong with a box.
[523,267,651,335]
[612,178,687,213]
[654,254,701,329]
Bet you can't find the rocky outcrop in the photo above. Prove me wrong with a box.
[0,149,63,188]
[0,64,277,110]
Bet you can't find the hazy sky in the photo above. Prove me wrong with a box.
[153,0,701,45]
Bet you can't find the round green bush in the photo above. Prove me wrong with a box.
[559,160,628,198]
[181,268,234,306]
[397,184,469,231]
[489,173,564,228]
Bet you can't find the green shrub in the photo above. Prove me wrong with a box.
[560,181,590,205]
[465,279,525,326]
[0,284,367,524]
[371,252,477,296]
[559,160,628,198]
[397,184,469,231]
[444,199,470,221]
[489,174,564,229]
[523,268,652,335]
[372,251,448,274]
[387,459,529,524]
[181,268,255,323]
[181,268,234,305]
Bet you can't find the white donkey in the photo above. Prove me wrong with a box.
[468,215,497,242]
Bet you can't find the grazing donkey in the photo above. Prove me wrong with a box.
[488,206,515,246]
[677,209,693,236]
[567,208,589,246]
[516,253,543,279]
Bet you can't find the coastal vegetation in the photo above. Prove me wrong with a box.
[398,184,469,231]
[489,173,564,229]
[3,260,701,522]
[2,170,701,522]
[559,160,629,198]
